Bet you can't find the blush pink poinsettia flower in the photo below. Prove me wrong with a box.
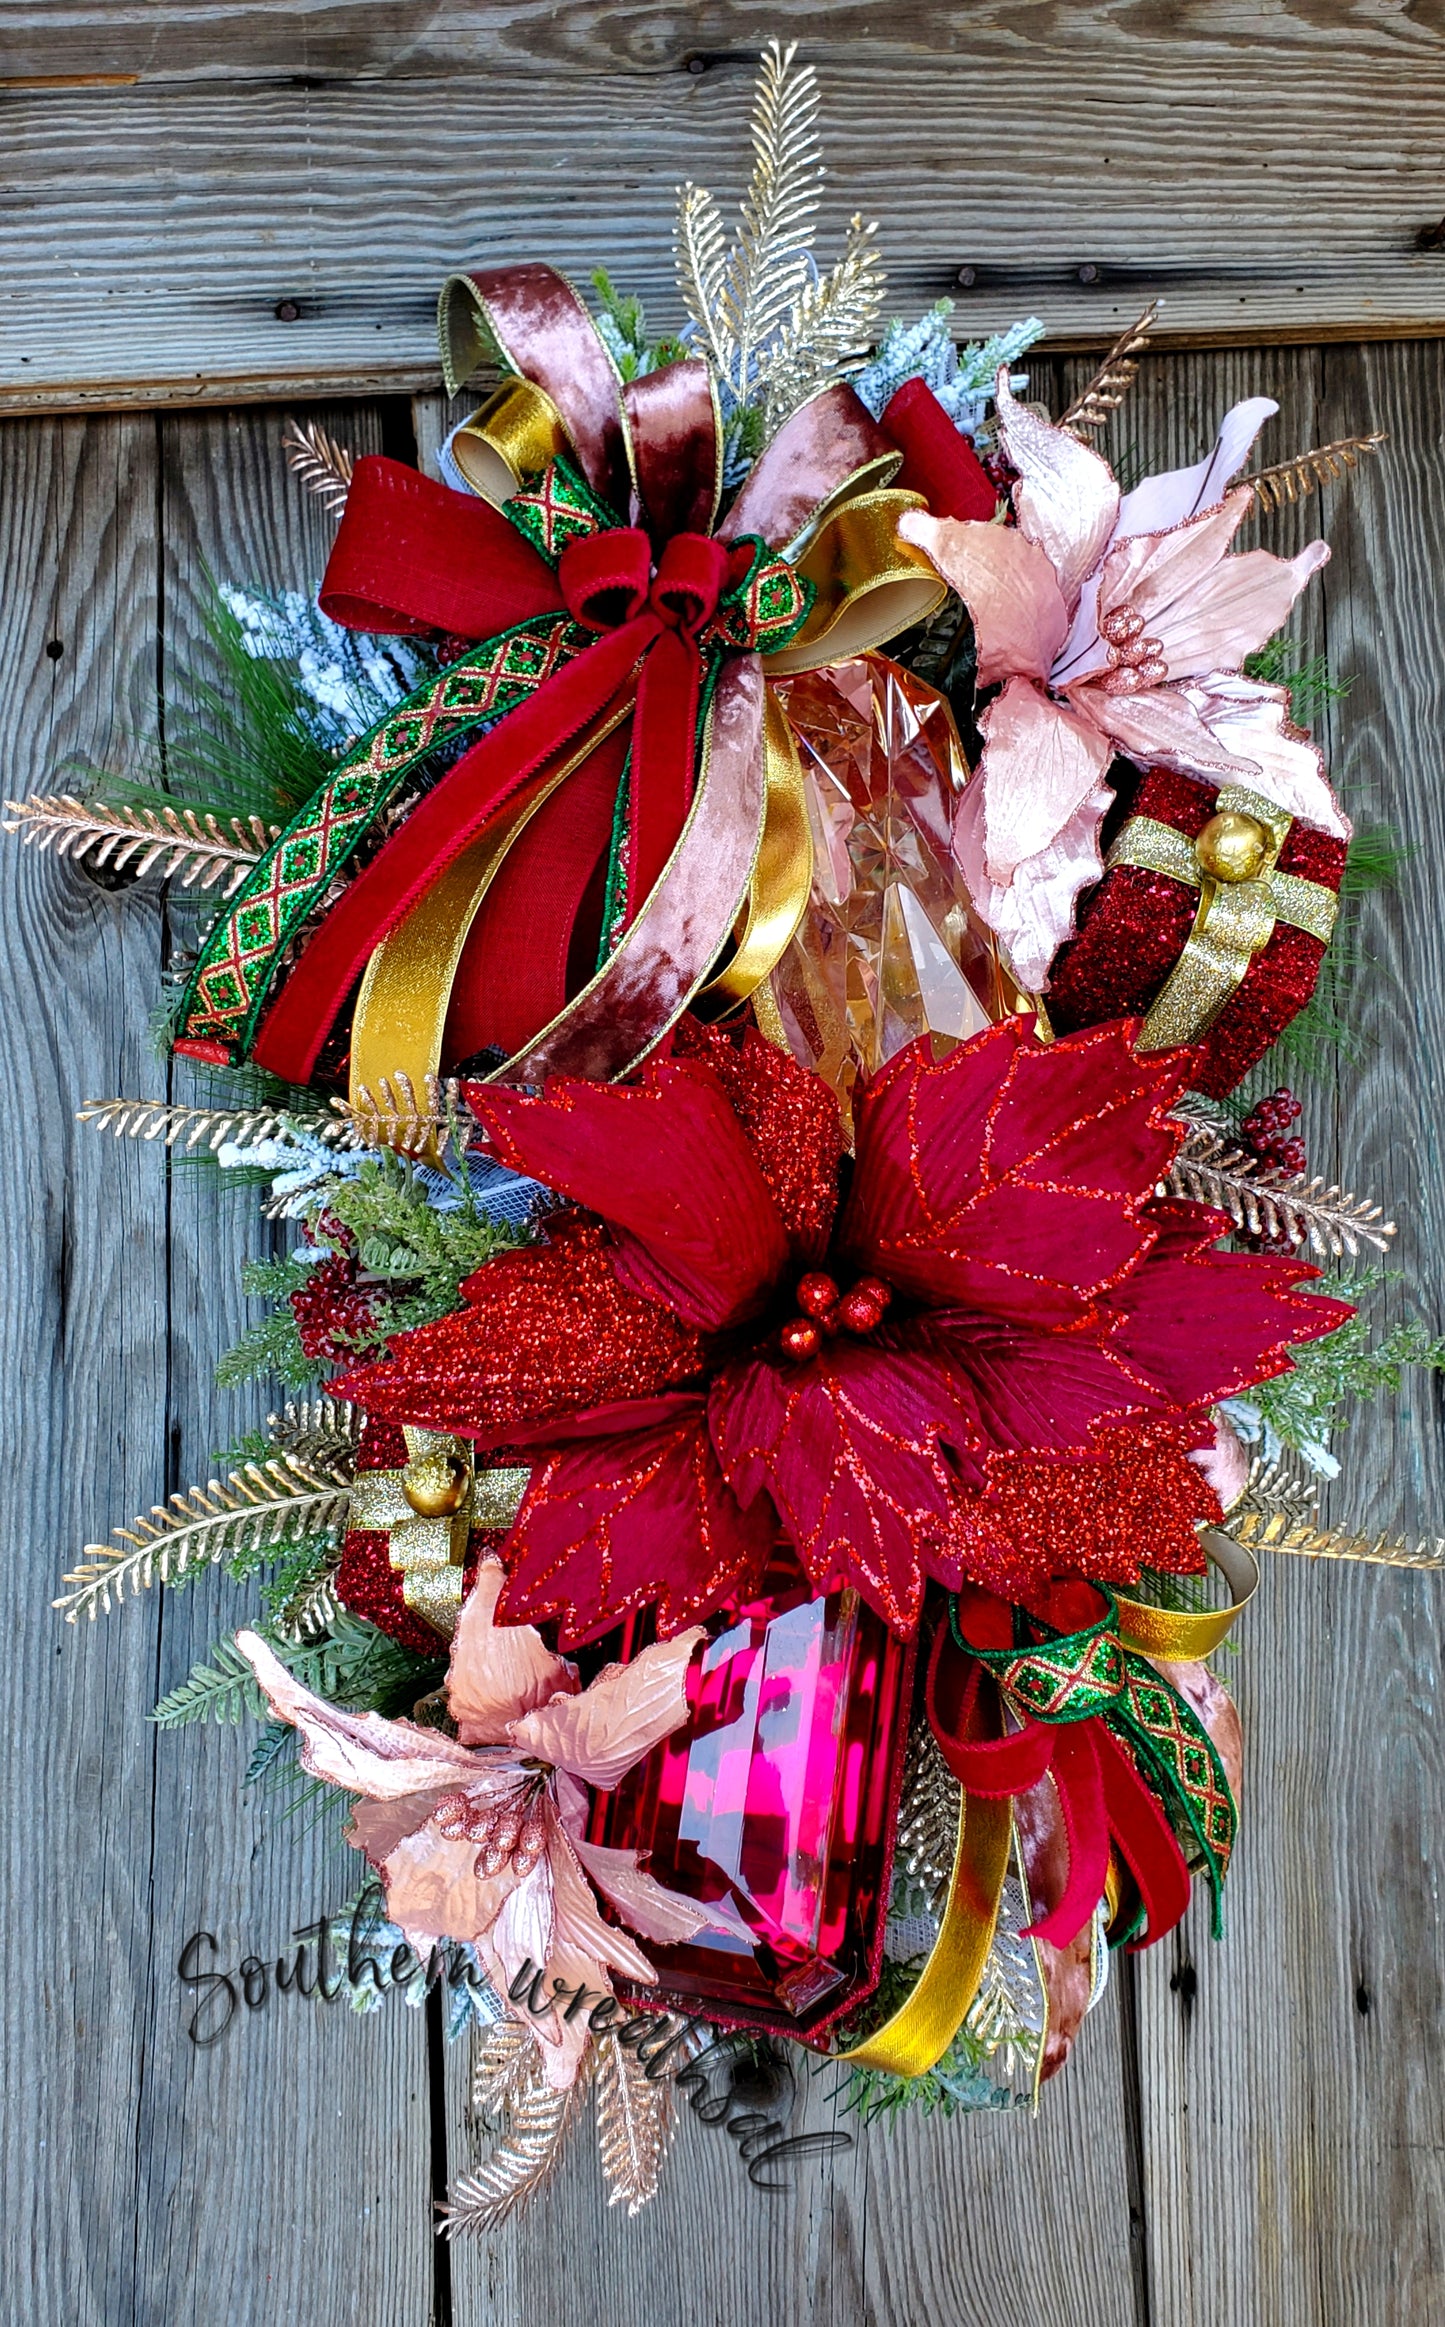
[236,1563,747,2086]
[900,379,1351,989]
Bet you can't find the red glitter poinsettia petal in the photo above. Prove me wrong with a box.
[707,1330,987,1632]
[970,1422,1220,1594]
[672,1021,843,1262]
[842,1020,1191,1326]
[496,1399,776,1649]
[329,1219,704,1442]
[462,1059,788,1331]
[1098,1198,1355,1408]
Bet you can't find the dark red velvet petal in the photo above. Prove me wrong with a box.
[921,1312,1171,1451]
[464,1060,789,1331]
[707,1329,987,1632]
[328,1219,704,1442]
[496,1400,776,1648]
[1097,1199,1355,1409]
[843,1021,1190,1327]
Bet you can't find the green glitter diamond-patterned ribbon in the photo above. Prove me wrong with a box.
[178,456,814,1061]
[953,1591,1239,1935]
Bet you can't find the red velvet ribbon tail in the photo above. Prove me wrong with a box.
[1022,1723,1110,1948]
[926,1628,1057,1796]
[251,615,657,1085]
[626,627,701,924]
[881,379,999,523]
[1094,1724,1194,1949]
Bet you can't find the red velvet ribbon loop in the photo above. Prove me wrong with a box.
[649,531,731,636]
[557,528,653,633]
[925,1619,1194,1954]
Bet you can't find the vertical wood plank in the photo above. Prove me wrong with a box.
[1112,344,1445,2326]
[0,412,169,2325]
[124,401,437,2326]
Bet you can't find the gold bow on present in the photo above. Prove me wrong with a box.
[1107,784,1339,1053]
[348,1426,528,1636]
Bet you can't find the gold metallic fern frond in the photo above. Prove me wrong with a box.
[675,182,735,381]
[472,2017,546,2125]
[895,1719,961,1914]
[723,39,823,391]
[77,1094,349,1152]
[55,1456,354,1623]
[1166,1125,1395,1259]
[1234,1452,1320,1527]
[283,416,356,513]
[1241,431,1386,513]
[334,1072,467,1156]
[593,2034,676,2216]
[759,213,887,436]
[1060,302,1161,438]
[443,2049,589,2234]
[1228,1507,1445,1570]
[3,794,277,895]
[265,1397,363,1476]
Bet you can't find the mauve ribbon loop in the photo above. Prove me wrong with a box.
[558,527,652,632]
[649,532,732,636]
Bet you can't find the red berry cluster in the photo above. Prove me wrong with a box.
[780,1272,893,1362]
[289,1221,382,1363]
[1236,1087,1308,1255]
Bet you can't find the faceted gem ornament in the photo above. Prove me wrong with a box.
[589,1562,913,2038]
[767,654,1027,1123]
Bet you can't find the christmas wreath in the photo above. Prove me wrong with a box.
[22,40,1442,2224]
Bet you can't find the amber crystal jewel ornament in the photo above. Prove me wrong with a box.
[767,654,1026,1119]
[589,1561,913,2039]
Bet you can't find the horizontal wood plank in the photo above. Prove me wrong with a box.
[4,18,1445,412]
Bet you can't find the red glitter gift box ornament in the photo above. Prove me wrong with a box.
[1045,766,1347,1096]
[588,1561,913,2039]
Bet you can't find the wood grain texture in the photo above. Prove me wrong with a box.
[1092,342,1445,2327]
[7,337,1445,2326]
[7,7,1445,413]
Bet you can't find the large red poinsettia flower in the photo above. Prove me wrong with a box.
[333,1019,1350,1643]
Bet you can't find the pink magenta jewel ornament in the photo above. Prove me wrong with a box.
[589,1560,913,2038]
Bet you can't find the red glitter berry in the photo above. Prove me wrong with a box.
[780,1318,821,1362]
[852,1276,893,1313]
[836,1288,885,1334]
[795,1272,840,1319]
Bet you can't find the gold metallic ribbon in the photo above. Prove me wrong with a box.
[1115,1528,1259,1662]
[347,1427,528,1636]
[1110,785,1339,1052]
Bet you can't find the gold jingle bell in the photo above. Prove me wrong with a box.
[401,1448,473,1518]
[1195,810,1270,885]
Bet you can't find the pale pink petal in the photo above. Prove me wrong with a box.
[1188,1411,1251,1510]
[898,511,1069,684]
[500,1833,661,2090]
[363,1813,506,1944]
[572,1838,757,1949]
[974,676,1113,886]
[1115,398,1279,537]
[955,772,1115,991]
[996,372,1120,612]
[509,1627,704,1788]
[1099,492,1329,679]
[447,1558,578,1747]
[235,1629,479,1799]
[1186,675,1351,837]
[1081,680,1265,783]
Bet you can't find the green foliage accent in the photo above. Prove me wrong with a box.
[312,1150,531,1338]
[152,1609,444,1729]
[590,270,689,382]
[1242,635,1351,726]
[216,1253,320,1389]
[1250,1280,1445,1459]
[828,1959,1019,2122]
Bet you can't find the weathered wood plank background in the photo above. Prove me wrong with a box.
[3,8,1444,2322]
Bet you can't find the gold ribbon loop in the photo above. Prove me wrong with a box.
[765,491,947,676]
[448,379,572,509]
[1115,1529,1259,1663]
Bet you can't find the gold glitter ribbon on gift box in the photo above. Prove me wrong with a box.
[839,1532,1257,2077]
[347,1427,528,1635]
[1108,784,1339,1052]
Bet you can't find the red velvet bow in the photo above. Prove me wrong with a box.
[926,1605,1194,1951]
